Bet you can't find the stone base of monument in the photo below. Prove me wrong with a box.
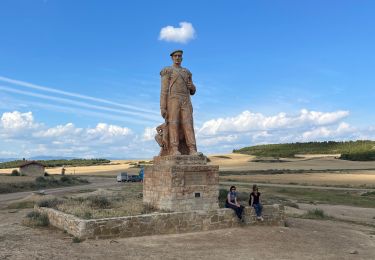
[36,155,285,240]
[36,205,285,239]
[143,155,219,212]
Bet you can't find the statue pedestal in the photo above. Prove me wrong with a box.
[143,155,219,212]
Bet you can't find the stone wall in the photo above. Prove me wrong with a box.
[143,155,219,211]
[37,205,285,240]
[37,206,85,238]
[20,164,45,177]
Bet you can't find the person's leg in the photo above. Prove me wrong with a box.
[254,204,261,217]
[258,203,263,216]
[226,203,242,219]
[235,206,242,219]
[238,205,244,220]
[254,204,264,220]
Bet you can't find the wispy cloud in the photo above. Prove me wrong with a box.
[0,85,160,123]
[0,76,159,116]
[26,101,152,125]
[159,22,196,43]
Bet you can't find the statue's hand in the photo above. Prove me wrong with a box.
[161,109,167,119]
[187,81,196,95]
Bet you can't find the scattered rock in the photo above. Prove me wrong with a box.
[110,240,119,244]
[33,190,46,195]
[349,250,359,254]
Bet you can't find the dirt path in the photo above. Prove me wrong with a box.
[0,177,118,209]
[216,155,375,171]
[294,203,375,226]
[220,181,375,191]
[0,208,374,260]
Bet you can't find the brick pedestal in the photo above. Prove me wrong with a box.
[143,155,219,212]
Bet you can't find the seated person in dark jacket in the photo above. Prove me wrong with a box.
[249,184,264,221]
[225,186,244,220]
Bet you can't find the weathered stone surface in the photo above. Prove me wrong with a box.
[143,155,219,211]
[37,205,285,240]
[153,155,207,165]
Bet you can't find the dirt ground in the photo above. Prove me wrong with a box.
[210,154,375,171]
[0,208,374,260]
[221,171,375,187]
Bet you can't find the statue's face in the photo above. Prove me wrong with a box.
[171,52,183,65]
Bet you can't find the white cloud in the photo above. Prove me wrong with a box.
[195,109,361,154]
[198,134,238,146]
[198,109,349,136]
[0,111,141,158]
[142,126,156,141]
[159,22,196,43]
[34,123,82,138]
[86,123,132,143]
[301,122,355,141]
[0,109,372,158]
[1,111,36,130]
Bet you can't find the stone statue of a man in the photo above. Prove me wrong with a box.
[156,50,198,156]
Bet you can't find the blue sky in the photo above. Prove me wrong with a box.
[0,0,374,158]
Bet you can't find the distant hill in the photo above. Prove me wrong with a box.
[29,156,77,161]
[0,158,18,163]
[0,156,76,163]
[233,140,375,161]
[0,158,111,169]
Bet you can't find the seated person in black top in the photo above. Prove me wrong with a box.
[225,186,244,220]
[249,184,263,221]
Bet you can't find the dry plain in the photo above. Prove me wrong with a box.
[0,154,375,259]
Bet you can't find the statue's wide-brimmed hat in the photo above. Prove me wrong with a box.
[170,49,183,56]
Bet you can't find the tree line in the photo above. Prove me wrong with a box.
[0,158,111,169]
[233,140,375,161]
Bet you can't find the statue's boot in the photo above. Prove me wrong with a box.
[188,145,199,156]
[183,124,198,155]
[171,147,181,156]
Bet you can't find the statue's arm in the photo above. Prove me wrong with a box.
[160,67,170,118]
[188,70,196,95]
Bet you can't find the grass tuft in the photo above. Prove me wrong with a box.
[360,191,375,197]
[303,208,329,219]
[72,237,82,243]
[87,196,111,209]
[37,198,62,208]
[23,211,49,227]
